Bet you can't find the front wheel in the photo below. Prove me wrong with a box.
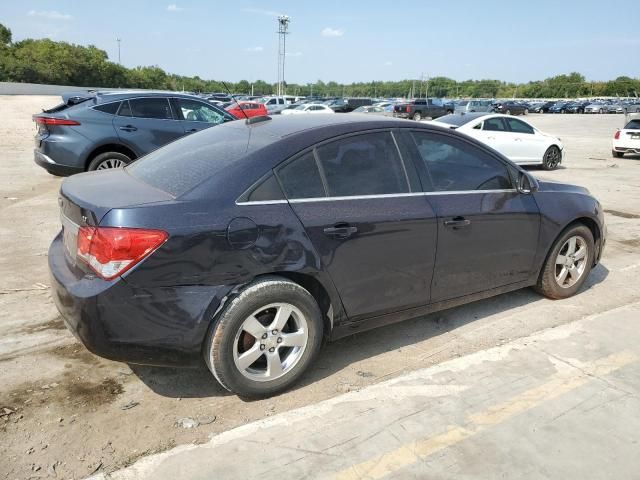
[524,108,528,115]
[505,109,511,115]
[542,145,561,170]
[412,112,422,121]
[534,225,594,299]
[204,276,323,398]
[88,152,132,171]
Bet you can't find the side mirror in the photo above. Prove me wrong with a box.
[517,171,538,194]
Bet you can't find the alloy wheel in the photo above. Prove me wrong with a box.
[96,158,127,169]
[555,236,588,288]
[544,147,560,169]
[232,303,309,382]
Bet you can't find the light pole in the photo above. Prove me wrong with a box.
[276,16,290,97]
[117,38,121,64]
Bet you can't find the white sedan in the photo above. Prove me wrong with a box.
[612,117,640,158]
[281,104,335,115]
[433,113,564,170]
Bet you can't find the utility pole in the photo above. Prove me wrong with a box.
[117,38,121,64]
[276,16,290,97]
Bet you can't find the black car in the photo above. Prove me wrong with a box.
[492,101,529,115]
[50,115,606,397]
[539,101,557,113]
[566,101,591,114]
[33,91,235,176]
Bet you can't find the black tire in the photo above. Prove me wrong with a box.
[613,151,624,158]
[446,109,453,115]
[505,109,511,115]
[412,112,422,121]
[523,108,528,115]
[542,145,562,170]
[598,108,603,114]
[534,224,594,299]
[203,276,323,398]
[88,152,132,171]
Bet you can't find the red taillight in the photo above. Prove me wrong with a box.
[614,130,621,140]
[33,116,81,126]
[406,106,410,113]
[76,227,168,280]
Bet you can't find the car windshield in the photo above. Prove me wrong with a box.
[625,120,640,130]
[127,125,254,197]
[435,114,479,127]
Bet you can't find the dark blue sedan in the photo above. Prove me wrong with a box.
[49,114,606,397]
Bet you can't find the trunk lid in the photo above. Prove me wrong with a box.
[59,169,174,266]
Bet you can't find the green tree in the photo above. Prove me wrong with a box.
[0,23,11,45]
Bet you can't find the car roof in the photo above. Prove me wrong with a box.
[92,90,208,103]
[223,113,415,138]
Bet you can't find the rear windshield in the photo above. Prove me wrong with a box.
[127,125,252,196]
[435,114,478,126]
[625,119,640,130]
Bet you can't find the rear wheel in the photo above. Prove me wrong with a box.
[542,145,561,170]
[524,108,529,115]
[412,112,422,121]
[204,276,323,398]
[613,151,624,158]
[88,152,132,171]
[535,225,594,299]
[505,109,511,115]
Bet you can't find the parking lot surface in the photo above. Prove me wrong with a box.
[1,95,639,479]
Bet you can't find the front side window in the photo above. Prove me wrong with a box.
[175,99,226,124]
[129,98,173,119]
[315,132,410,197]
[506,118,534,134]
[411,131,512,192]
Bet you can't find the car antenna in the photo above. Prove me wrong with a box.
[221,81,250,122]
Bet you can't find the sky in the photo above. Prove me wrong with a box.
[3,0,640,84]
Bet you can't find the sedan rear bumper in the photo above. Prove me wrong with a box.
[48,232,232,367]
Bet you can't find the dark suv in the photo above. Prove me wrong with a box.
[33,91,235,176]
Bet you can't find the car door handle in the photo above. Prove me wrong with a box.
[487,136,496,140]
[119,125,137,132]
[444,217,471,229]
[323,224,358,239]
[514,137,523,141]
[187,128,199,133]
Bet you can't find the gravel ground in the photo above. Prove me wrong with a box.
[1,96,639,479]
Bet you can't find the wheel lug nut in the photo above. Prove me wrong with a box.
[261,333,268,339]
[277,337,283,343]
[272,329,278,335]
[260,344,265,351]
[269,347,275,353]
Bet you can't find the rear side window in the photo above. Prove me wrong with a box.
[483,118,507,132]
[242,174,285,202]
[411,131,512,192]
[277,151,325,199]
[94,102,121,115]
[625,120,640,130]
[129,98,173,119]
[315,132,410,197]
[117,100,132,116]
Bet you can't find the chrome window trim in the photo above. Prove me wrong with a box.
[235,189,518,206]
